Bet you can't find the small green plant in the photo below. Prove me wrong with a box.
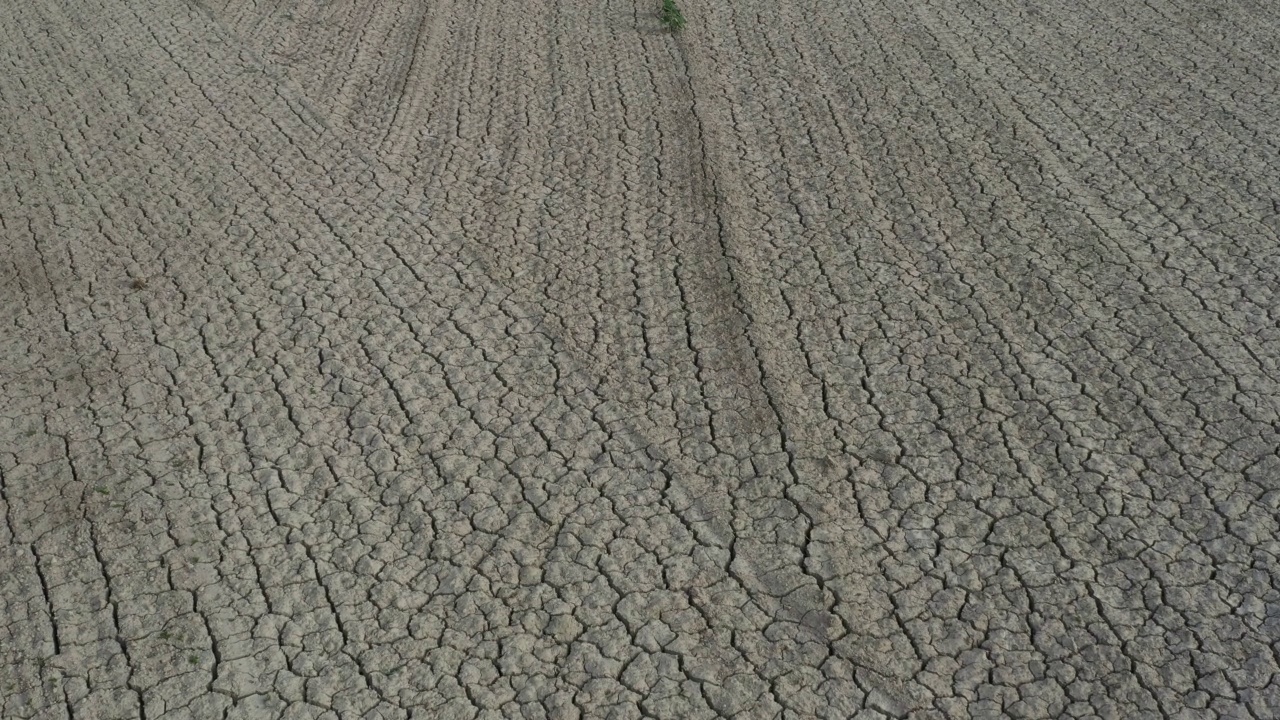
[188,655,199,665]
[661,0,685,31]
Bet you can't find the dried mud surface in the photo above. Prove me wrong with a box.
[3,0,1280,718]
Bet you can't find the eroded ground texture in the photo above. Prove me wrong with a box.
[2,0,1279,717]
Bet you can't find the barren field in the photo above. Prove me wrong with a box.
[3,0,1280,718]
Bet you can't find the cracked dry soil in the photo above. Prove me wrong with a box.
[3,0,1280,718]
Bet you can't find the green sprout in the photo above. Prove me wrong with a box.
[661,0,686,31]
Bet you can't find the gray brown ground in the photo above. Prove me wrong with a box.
[3,0,1280,718]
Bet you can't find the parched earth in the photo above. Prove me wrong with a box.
[2,0,1279,717]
